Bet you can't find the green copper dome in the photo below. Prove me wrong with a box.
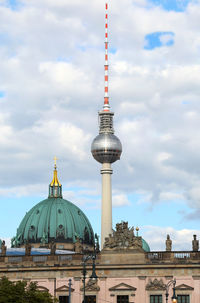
[12,164,94,248]
[142,238,150,252]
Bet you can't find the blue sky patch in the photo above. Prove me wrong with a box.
[148,0,190,12]
[182,100,191,105]
[144,31,175,50]
[0,33,10,45]
[0,91,5,98]
[0,0,23,11]
[110,47,117,54]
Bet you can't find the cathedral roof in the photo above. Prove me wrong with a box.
[12,163,94,247]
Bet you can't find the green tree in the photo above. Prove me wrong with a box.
[0,276,57,303]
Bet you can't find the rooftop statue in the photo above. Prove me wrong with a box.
[192,234,199,252]
[25,241,32,256]
[49,240,56,255]
[166,234,172,252]
[1,240,7,256]
[103,222,145,251]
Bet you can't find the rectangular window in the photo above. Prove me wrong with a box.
[59,296,69,303]
[117,295,129,303]
[177,295,190,303]
[150,295,162,303]
[85,295,96,303]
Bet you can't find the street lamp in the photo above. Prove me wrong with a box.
[166,279,178,303]
[68,279,72,303]
[82,253,98,303]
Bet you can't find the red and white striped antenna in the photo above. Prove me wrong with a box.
[103,2,110,112]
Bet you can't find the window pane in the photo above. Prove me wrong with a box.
[85,296,96,303]
[59,297,69,303]
[177,295,190,303]
[150,295,162,303]
[117,295,129,303]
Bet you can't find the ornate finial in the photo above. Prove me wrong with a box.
[136,227,139,237]
[54,156,58,168]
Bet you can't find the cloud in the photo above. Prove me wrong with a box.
[0,0,200,239]
[113,193,131,207]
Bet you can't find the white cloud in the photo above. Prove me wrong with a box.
[113,193,131,207]
[0,0,200,236]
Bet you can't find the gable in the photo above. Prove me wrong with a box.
[56,285,74,292]
[175,284,194,291]
[37,286,48,292]
[109,283,137,291]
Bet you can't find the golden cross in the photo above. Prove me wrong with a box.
[54,156,58,167]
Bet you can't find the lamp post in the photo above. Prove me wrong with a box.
[68,279,72,303]
[166,279,178,303]
[82,254,98,303]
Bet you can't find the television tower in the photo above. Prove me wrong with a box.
[91,2,122,248]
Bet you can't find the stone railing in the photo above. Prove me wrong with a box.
[0,253,79,266]
[146,251,200,262]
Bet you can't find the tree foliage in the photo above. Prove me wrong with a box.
[0,276,57,303]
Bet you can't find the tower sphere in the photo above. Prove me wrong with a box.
[91,133,122,164]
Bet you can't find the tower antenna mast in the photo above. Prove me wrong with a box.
[91,2,122,248]
[104,2,110,112]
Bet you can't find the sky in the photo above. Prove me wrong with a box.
[0,0,200,251]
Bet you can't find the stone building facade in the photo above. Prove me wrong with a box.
[0,222,200,303]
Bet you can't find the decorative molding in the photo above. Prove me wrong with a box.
[146,279,166,291]
[74,277,81,281]
[37,286,49,292]
[138,276,146,280]
[109,283,137,292]
[80,279,100,292]
[165,276,173,280]
[192,276,200,280]
[175,284,194,291]
[56,285,75,292]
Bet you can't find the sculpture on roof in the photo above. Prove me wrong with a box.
[50,240,56,255]
[25,241,32,256]
[166,234,172,252]
[40,231,48,246]
[103,222,143,251]
[192,235,199,252]
[1,240,7,256]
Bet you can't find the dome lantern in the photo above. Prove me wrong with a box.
[49,157,62,198]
